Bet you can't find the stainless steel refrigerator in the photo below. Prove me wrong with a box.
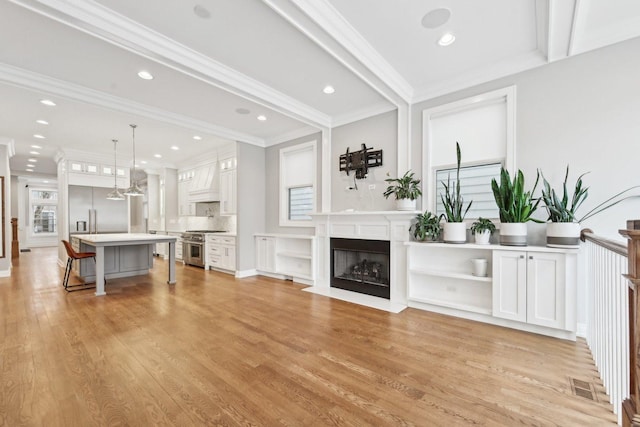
[69,185,128,235]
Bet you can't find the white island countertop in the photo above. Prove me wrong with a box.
[76,233,177,295]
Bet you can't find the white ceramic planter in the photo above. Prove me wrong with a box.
[397,198,417,211]
[471,258,489,277]
[443,222,467,244]
[499,222,527,246]
[546,222,581,248]
[474,230,491,245]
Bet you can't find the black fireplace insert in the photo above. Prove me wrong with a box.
[330,238,390,299]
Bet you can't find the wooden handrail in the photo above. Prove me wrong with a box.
[581,228,628,257]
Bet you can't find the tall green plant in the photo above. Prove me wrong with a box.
[491,168,543,223]
[541,165,640,223]
[440,142,472,222]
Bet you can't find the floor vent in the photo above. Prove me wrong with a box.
[20,249,31,252]
[569,377,597,401]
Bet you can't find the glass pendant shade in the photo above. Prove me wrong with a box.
[125,124,143,196]
[107,139,125,200]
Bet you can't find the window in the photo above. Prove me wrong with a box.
[435,162,501,219]
[280,141,316,226]
[30,189,58,234]
[288,186,313,221]
[422,86,516,219]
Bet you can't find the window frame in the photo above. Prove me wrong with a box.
[279,140,317,227]
[29,188,58,236]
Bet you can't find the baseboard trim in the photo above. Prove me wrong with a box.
[235,269,257,278]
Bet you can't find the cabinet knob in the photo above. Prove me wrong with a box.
[529,256,533,260]
[519,255,524,259]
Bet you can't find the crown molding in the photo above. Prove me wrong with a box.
[0,137,16,157]
[412,50,547,104]
[264,125,320,147]
[10,0,331,129]
[331,101,397,128]
[0,63,265,146]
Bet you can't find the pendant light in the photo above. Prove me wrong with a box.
[106,139,125,200]
[124,124,144,196]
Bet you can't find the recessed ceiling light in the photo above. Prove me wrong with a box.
[193,135,202,140]
[26,164,35,168]
[421,8,451,29]
[193,4,211,19]
[323,85,335,94]
[40,99,56,106]
[438,32,456,46]
[235,107,251,115]
[29,151,40,155]
[154,154,162,158]
[257,115,267,121]
[43,180,49,183]
[28,158,37,162]
[31,145,42,149]
[140,160,147,165]
[33,134,45,139]
[171,146,179,150]
[36,119,49,125]
[26,169,34,172]
[137,70,154,80]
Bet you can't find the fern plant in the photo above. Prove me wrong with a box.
[440,142,472,222]
[491,168,543,223]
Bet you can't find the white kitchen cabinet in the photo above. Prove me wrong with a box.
[493,250,571,330]
[177,179,195,216]
[188,164,219,203]
[205,235,236,273]
[219,156,236,215]
[255,236,276,273]
[69,160,99,174]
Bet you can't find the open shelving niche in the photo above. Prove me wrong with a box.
[255,234,316,284]
[406,242,494,315]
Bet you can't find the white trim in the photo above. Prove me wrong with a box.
[0,268,11,278]
[265,126,320,147]
[279,140,317,227]
[422,86,516,213]
[270,0,414,104]
[235,269,257,279]
[321,128,331,213]
[331,102,397,128]
[0,137,16,157]
[0,63,264,146]
[10,0,331,129]
[576,322,587,338]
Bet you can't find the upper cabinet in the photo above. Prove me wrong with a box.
[219,156,236,215]
[67,159,129,188]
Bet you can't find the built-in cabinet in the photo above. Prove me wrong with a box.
[177,175,196,217]
[219,157,236,215]
[493,250,569,330]
[67,159,129,188]
[255,234,315,285]
[205,234,236,272]
[406,242,577,340]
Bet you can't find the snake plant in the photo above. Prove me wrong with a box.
[440,142,472,222]
[491,168,543,223]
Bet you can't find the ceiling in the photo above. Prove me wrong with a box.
[2,0,639,178]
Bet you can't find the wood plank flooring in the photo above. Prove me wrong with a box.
[0,247,616,426]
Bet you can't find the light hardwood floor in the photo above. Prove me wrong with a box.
[0,247,615,426]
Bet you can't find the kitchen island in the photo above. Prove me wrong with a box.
[74,233,177,296]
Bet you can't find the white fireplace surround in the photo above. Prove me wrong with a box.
[305,211,416,313]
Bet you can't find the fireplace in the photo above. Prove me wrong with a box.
[330,238,390,299]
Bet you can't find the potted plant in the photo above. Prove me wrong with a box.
[384,170,422,211]
[440,142,472,243]
[470,217,496,244]
[541,166,640,248]
[491,168,543,246]
[410,211,443,242]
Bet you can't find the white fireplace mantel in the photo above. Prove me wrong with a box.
[305,211,416,313]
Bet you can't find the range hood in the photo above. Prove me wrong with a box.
[188,164,219,202]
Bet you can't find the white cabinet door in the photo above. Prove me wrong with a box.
[220,169,236,215]
[223,245,236,271]
[256,236,276,273]
[493,250,527,322]
[526,252,565,329]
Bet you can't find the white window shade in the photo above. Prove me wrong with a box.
[280,141,316,226]
[283,148,313,187]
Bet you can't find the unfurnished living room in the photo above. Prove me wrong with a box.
[1,1,640,425]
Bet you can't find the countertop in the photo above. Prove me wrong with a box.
[75,233,178,244]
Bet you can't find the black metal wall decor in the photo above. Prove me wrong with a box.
[339,143,383,179]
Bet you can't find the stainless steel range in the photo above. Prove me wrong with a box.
[182,230,227,268]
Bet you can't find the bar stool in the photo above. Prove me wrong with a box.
[61,240,105,292]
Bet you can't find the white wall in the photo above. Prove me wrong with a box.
[0,144,11,275]
[411,36,640,241]
[331,110,398,212]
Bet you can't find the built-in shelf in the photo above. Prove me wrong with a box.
[409,267,492,283]
[255,234,316,284]
[409,296,493,315]
[277,251,313,260]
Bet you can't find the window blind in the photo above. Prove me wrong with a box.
[435,162,501,219]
